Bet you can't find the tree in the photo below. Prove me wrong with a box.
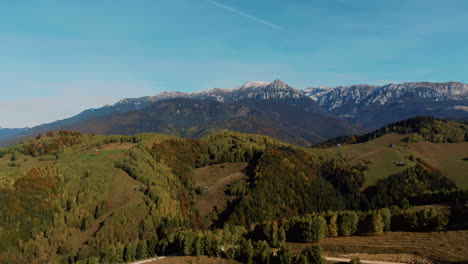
[350,258,362,264]
[147,238,158,256]
[136,240,148,260]
[378,208,391,231]
[194,236,203,256]
[360,212,384,234]
[278,226,287,246]
[300,245,326,264]
[276,246,294,264]
[298,216,327,242]
[254,241,271,264]
[240,239,254,264]
[338,212,359,236]
[328,214,339,237]
[124,242,137,262]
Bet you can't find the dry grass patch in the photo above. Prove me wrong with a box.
[317,231,468,263]
[143,256,242,264]
[194,162,248,218]
[100,142,136,151]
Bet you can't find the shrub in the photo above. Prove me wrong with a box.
[338,212,359,236]
[328,214,339,237]
[379,208,392,231]
[299,245,326,264]
[391,208,448,232]
[296,216,328,242]
[359,212,384,234]
[407,133,423,143]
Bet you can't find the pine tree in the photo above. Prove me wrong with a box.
[136,240,148,260]
[278,226,287,245]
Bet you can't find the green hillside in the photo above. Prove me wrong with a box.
[313,117,468,189]
[316,116,468,148]
[0,130,466,263]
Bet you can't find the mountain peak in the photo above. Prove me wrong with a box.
[270,79,288,88]
[240,81,270,89]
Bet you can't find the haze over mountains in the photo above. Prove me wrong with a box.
[1,80,467,146]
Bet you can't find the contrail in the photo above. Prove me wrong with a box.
[207,0,283,30]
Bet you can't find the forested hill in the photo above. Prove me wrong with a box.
[314,116,468,148]
[0,130,465,263]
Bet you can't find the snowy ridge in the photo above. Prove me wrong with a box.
[110,79,306,107]
[303,82,468,111]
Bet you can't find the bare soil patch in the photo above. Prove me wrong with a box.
[100,142,136,151]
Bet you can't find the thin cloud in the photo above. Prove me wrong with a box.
[207,0,283,30]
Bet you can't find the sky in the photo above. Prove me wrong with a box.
[1,0,467,128]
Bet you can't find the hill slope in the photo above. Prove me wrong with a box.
[0,130,465,263]
[312,117,468,188]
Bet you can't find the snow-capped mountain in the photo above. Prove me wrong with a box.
[119,79,306,105]
[303,82,468,129]
[304,82,467,110]
[2,79,467,145]
[1,79,352,146]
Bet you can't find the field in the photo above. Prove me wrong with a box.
[193,162,248,219]
[318,133,468,188]
[409,141,468,188]
[288,231,468,263]
[320,134,416,186]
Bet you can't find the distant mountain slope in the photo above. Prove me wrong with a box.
[303,82,468,130]
[0,80,357,146]
[64,97,356,146]
[0,128,29,140]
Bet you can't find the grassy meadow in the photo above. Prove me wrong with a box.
[315,133,468,188]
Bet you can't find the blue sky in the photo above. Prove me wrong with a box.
[1,0,467,127]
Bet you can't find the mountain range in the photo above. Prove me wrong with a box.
[304,82,468,129]
[1,80,467,146]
